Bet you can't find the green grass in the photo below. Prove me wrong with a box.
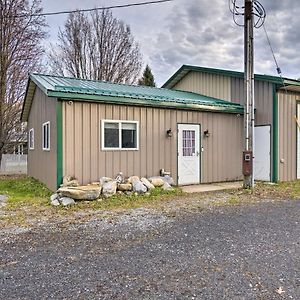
[0,175,183,212]
[0,175,52,208]
[70,187,184,211]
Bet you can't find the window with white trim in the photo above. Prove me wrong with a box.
[29,128,34,150]
[42,122,50,150]
[102,120,138,150]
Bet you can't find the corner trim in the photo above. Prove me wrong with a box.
[272,85,279,182]
[56,101,63,189]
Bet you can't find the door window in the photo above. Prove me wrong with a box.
[182,130,195,156]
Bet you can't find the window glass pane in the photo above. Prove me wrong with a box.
[104,122,119,148]
[122,123,137,148]
[43,125,46,148]
[182,130,195,156]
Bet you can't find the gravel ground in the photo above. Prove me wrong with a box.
[0,200,299,299]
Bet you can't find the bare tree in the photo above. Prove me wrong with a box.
[49,9,142,84]
[0,0,47,166]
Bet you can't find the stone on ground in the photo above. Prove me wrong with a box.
[163,175,175,186]
[118,183,132,192]
[100,177,113,186]
[162,181,173,191]
[132,180,147,194]
[50,193,59,202]
[148,177,165,187]
[60,197,75,206]
[57,185,101,200]
[128,176,140,184]
[102,181,117,198]
[0,195,7,207]
[51,199,60,206]
[141,178,155,190]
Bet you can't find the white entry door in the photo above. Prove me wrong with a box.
[254,125,271,181]
[178,124,201,185]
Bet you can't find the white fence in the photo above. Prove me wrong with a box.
[0,154,27,174]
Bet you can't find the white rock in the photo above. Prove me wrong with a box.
[60,197,75,206]
[133,180,147,194]
[102,181,117,198]
[141,178,155,190]
[50,193,59,202]
[100,177,113,186]
[162,182,173,191]
[51,199,60,206]
[163,175,175,186]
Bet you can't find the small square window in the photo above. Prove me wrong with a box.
[42,122,50,151]
[29,128,34,150]
[102,120,138,150]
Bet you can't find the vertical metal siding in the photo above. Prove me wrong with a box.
[62,102,243,185]
[230,77,273,125]
[173,71,232,101]
[278,91,299,181]
[27,88,57,191]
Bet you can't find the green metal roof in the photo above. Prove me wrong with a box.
[21,73,244,121]
[162,64,300,89]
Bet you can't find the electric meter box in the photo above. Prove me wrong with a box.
[243,151,253,176]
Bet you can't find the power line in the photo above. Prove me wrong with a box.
[262,23,288,92]
[7,0,174,18]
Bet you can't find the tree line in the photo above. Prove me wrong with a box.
[0,0,156,166]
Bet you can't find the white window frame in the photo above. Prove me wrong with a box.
[29,128,34,150]
[42,121,50,151]
[101,119,139,151]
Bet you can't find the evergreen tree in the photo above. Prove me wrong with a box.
[138,65,156,87]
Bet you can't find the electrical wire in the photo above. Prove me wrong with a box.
[5,0,174,18]
[229,0,266,28]
[262,23,288,92]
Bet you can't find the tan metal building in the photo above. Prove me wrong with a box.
[21,73,244,191]
[163,65,300,183]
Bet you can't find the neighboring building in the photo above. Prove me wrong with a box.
[163,65,300,183]
[21,73,244,191]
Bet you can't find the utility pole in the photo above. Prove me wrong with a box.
[229,0,266,189]
[243,0,254,188]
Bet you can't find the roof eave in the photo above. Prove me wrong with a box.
[162,65,292,89]
[50,91,244,114]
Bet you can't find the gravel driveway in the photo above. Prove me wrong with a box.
[0,200,299,299]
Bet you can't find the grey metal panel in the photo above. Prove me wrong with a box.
[173,71,232,102]
[27,87,57,191]
[62,102,243,185]
[278,91,300,181]
[231,77,273,125]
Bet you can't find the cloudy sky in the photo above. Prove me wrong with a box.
[41,0,299,86]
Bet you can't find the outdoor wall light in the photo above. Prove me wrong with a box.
[204,129,211,138]
[166,128,173,137]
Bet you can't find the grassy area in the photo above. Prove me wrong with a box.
[1,175,300,228]
[0,176,184,227]
[0,175,52,208]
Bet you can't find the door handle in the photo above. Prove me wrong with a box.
[196,151,200,156]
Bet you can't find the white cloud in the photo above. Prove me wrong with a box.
[41,0,300,85]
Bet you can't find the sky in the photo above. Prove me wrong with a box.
[41,0,300,86]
